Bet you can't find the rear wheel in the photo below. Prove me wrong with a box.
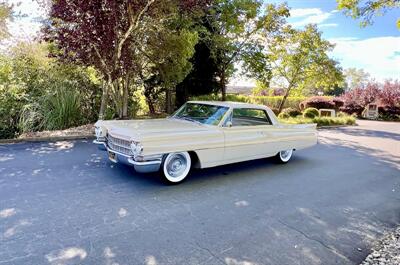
[162,152,191,183]
[275,149,293,163]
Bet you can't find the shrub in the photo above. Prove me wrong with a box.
[279,114,356,126]
[281,107,301,117]
[303,107,319,118]
[332,98,344,109]
[299,96,334,110]
[252,96,305,110]
[278,112,290,119]
[378,106,400,121]
[42,87,83,130]
[339,104,364,116]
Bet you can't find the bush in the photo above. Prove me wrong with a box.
[281,107,301,117]
[278,112,290,119]
[252,95,305,110]
[42,88,83,130]
[299,96,334,110]
[378,106,400,121]
[278,114,356,127]
[303,107,319,118]
[332,98,344,109]
[339,104,364,116]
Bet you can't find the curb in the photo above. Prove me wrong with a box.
[0,135,95,145]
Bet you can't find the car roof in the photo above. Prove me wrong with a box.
[187,100,268,110]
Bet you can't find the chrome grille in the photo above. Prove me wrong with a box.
[106,133,132,156]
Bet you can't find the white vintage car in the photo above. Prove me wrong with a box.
[94,101,317,183]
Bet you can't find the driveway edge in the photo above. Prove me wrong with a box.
[0,135,95,144]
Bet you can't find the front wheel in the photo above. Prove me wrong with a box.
[162,152,191,184]
[275,149,293,163]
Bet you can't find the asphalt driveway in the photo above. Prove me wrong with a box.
[0,120,399,265]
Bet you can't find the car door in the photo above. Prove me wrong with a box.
[222,108,277,164]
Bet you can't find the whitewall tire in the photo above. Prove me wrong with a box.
[162,152,191,183]
[276,149,293,163]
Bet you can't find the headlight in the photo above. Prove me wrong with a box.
[130,141,143,156]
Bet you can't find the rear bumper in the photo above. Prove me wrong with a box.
[93,140,162,173]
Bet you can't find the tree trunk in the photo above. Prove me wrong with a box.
[143,85,156,115]
[166,89,172,114]
[278,87,292,113]
[98,81,110,120]
[122,78,129,119]
[221,72,226,101]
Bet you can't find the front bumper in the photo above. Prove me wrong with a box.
[93,140,162,173]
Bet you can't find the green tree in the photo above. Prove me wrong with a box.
[344,68,370,90]
[0,1,12,40]
[337,0,400,28]
[266,25,343,113]
[45,0,207,119]
[205,0,290,100]
[139,27,198,113]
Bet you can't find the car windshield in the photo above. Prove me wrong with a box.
[172,103,229,126]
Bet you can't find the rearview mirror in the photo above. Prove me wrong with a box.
[225,121,232,127]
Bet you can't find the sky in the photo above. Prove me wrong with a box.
[3,0,400,84]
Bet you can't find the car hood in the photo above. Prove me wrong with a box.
[96,118,211,140]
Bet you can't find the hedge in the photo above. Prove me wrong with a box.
[191,94,306,110]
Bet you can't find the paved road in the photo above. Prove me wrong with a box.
[0,120,399,265]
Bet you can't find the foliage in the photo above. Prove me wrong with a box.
[176,40,221,107]
[278,112,290,119]
[299,96,335,110]
[378,106,400,120]
[251,96,306,110]
[380,80,400,107]
[337,0,400,28]
[45,0,208,118]
[205,1,290,99]
[0,1,12,40]
[344,68,370,90]
[0,42,101,139]
[280,107,301,117]
[191,93,307,110]
[303,107,320,118]
[339,80,400,118]
[265,24,344,113]
[279,114,356,127]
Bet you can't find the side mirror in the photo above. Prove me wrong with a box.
[225,121,232,127]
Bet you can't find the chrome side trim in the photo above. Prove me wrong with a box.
[127,158,161,166]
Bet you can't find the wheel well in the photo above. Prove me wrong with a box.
[188,151,201,168]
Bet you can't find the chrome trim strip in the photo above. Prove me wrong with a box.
[128,158,161,166]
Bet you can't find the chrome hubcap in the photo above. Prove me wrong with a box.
[280,150,291,159]
[166,154,187,178]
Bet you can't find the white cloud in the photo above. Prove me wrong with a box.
[319,23,338,28]
[289,8,333,27]
[330,36,400,80]
[290,8,323,18]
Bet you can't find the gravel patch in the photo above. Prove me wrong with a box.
[361,227,400,265]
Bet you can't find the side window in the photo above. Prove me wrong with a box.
[232,108,271,126]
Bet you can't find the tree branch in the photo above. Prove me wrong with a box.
[116,0,156,63]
